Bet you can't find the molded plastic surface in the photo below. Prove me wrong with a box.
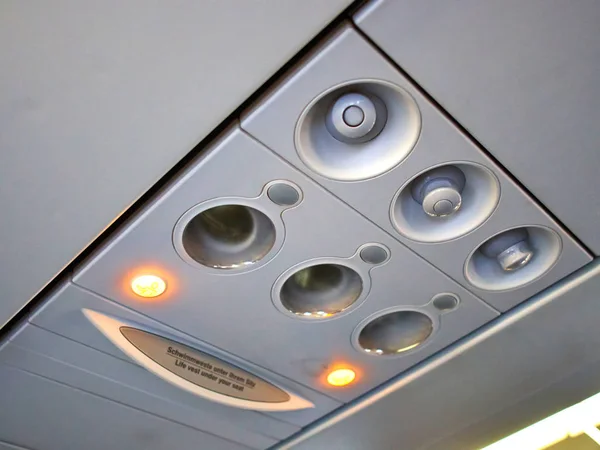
[355,0,600,255]
[241,25,591,311]
[72,127,498,403]
[0,443,29,450]
[283,260,600,450]
[0,0,352,328]
[82,309,315,412]
[0,328,280,449]
[0,365,248,450]
[295,80,418,181]
[1,9,596,450]
[27,283,338,429]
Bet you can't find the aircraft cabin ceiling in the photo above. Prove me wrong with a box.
[1,1,599,449]
[0,0,353,328]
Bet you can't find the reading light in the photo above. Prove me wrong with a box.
[131,274,167,298]
[326,368,356,387]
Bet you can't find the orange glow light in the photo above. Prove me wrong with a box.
[130,274,167,298]
[326,368,356,387]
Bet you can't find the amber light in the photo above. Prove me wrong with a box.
[326,368,356,387]
[130,274,167,298]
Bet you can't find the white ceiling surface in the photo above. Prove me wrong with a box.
[356,0,600,254]
[0,0,351,327]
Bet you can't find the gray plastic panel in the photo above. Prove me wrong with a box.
[241,25,592,311]
[0,0,351,328]
[0,443,29,450]
[355,0,600,255]
[73,127,497,403]
[281,260,600,450]
[0,365,247,450]
[0,325,285,449]
[27,283,334,429]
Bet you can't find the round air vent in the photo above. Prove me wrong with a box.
[356,310,434,356]
[174,203,277,271]
[391,162,500,242]
[279,264,363,318]
[295,80,421,181]
[465,226,562,291]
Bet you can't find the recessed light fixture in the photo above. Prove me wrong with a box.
[130,274,167,298]
[326,368,356,387]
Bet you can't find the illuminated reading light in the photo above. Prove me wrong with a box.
[131,275,167,298]
[326,368,356,387]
